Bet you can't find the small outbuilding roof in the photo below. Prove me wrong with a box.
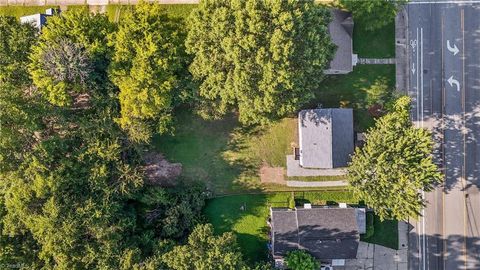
[326,9,354,73]
[270,207,361,260]
[298,108,354,169]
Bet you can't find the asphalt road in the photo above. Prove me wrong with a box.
[406,1,480,269]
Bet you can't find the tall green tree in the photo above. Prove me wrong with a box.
[162,223,247,270]
[285,250,319,270]
[29,9,114,106]
[0,16,37,85]
[339,0,405,31]
[348,96,442,220]
[186,0,335,125]
[109,2,191,143]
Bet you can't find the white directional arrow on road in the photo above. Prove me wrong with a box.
[412,62,416,75]
[447,76,460,91]
[447,40,460,56]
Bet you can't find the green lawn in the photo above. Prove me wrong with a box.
[311,64,396,131]
[0,4,196,22]
[152,111,300,194]
[353,20,395,58]
[361,213,398,249]
[204,191,357,263]
[105,4,196,22]
[0,6,59,18]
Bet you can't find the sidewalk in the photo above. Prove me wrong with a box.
[395,6,409,94]
[286,180,347,187]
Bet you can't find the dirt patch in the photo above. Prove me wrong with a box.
[259,163,286,185]
[142,152,182,187]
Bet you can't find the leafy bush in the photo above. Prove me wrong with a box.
[364,212,375,238]
[285,250,319,270]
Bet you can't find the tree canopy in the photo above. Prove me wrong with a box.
[162,223,247,270]
[0,9,207,268]
[186,0,335,125]
[109,2,191,143]
[348,96,442,221]
[339,0,405,31]
[29,8,114,106]
[285,250,319,270]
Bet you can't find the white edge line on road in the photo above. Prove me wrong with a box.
[420,26,426,270]
[417,28,420,126]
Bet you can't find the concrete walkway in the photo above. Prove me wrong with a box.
[339,220,409,270]
[358,58,396,64]
[286,180,347,187]
[343,242,407,270]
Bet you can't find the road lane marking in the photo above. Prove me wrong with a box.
[447,76,460,91]
[446,40,460,56]
[441,11,447,270]
[417,28,420,124]
[420,26,426,270]
[461,8,468,269]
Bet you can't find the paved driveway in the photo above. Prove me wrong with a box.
[342,242,407,270]
[337,221,408,270]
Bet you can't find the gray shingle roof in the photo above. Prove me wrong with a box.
[298,108,354,169]
[327,9,354,73]
[270,207,360,260]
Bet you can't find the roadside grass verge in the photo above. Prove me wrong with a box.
[0,6,58,17]
[105,4,196,22]
[204,191,357,263]
[361,213,398,249]
[353,20,395,58]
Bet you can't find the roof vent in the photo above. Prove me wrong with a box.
[304,203,312,209]
[339,202,347,208]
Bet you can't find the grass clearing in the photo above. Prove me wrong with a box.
[0,6,58,18]
[152,111,301,194]
[105,4,196,22]
[353,20,395,58]
[204,191,357,263]
[311,64,396,131]
[361,213,398,249]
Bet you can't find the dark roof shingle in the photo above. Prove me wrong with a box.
[271,207,359,260]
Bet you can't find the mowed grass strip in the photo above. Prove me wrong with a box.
[0,6,58,18]
[353,20,395,58]
[312,64,396,131]
[361,213,399,250]
[204,191,357,263]
[105,4,196,22]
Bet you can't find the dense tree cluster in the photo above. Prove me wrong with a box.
[0,7,207,269]
[348,96,442,221]
[1,0,338,268]
[186,0,335,125]
[109,3,192,142]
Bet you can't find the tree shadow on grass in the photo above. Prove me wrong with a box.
[152,110,264,194]
[204,194,273,264]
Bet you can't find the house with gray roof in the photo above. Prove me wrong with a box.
[286,108,354,177]
[269,205,366,268]
[20,8,58,30]
[324,9,358,74]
